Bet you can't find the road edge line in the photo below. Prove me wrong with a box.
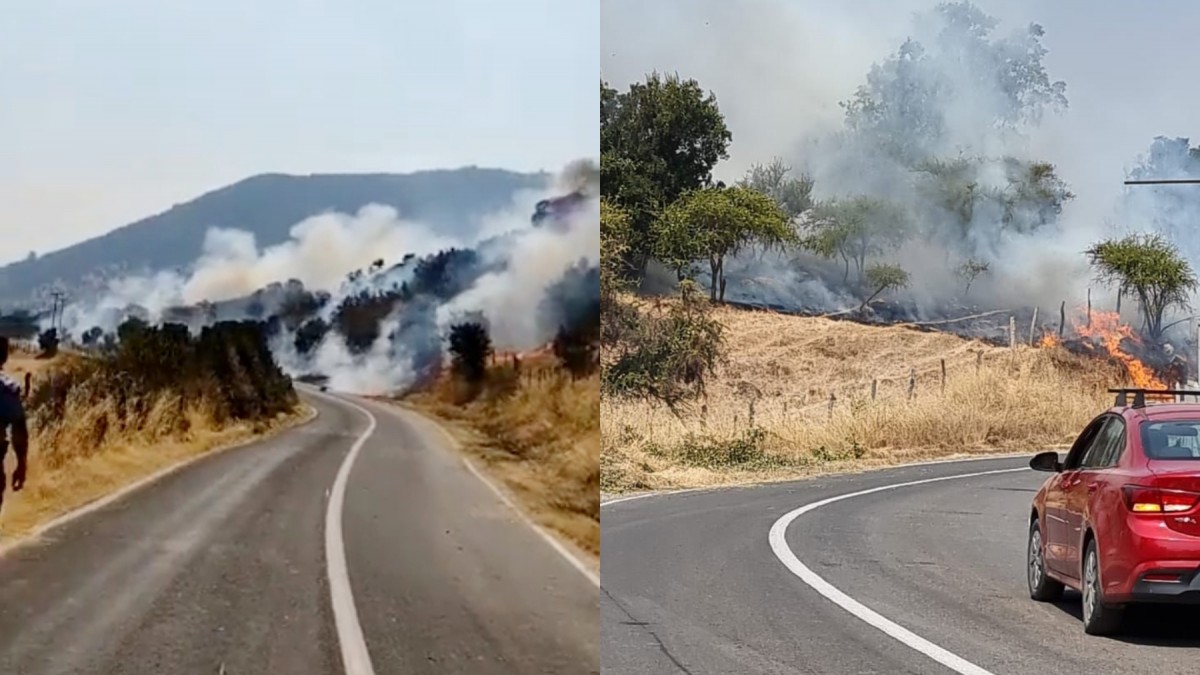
[376,400,601,589]
[768,467,1028,675]
[317,390,379,675]
[1,402,319,555]
[459,451,601,588]
[601,451,1032,508]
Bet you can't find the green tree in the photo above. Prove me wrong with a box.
[601,74,732,277]
[861,263,911,310]
[956,258,990,296]
[739,158,814,221]
[1086,233,1198,342]
[802,197,911,284]
[601,281,725,412]
[447,322,492,384]
[841,1,1067,163]
[654,186,792,302]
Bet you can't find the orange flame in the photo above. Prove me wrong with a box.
[1071,309,1167,390]
[1037,332,1060,349]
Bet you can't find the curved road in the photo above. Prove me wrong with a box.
[0,390,598,674]
[602,456,1200,675]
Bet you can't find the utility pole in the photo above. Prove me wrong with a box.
[48,290,65,333]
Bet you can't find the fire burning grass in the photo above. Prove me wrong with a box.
[602,306,1124,493]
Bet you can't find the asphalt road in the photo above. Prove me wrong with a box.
[601,456,1200,675]
[0,390,598,674]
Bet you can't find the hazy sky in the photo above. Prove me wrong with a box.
[3,0,598,264]
[602,0,1200,229]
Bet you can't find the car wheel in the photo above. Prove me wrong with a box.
[1081,539,1124,636]
[1027,519,1063,601]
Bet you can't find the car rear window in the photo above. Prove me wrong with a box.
[1142,421,1200,460]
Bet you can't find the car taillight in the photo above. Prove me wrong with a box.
[1122,485,1200,513]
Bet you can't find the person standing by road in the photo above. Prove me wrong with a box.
[0,337,29,513]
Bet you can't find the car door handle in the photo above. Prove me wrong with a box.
[1087,482,1100,494]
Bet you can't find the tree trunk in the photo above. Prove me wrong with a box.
[709,257,720,302]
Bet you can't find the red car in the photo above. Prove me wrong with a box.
[1027,388,1200,635]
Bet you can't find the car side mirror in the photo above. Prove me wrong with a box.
[1029,451,1062,473]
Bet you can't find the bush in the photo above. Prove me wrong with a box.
[552,298,600,378]
[447,322,492,384]
[601,281,725,411]
[28,319,298,436]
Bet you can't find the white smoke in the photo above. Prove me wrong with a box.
[58,161,600,396]
[182,205,459,305]
[603,0,1200,331]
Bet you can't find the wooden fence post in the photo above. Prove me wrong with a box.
[1087,288,1092,327]
[907,368,916,400]
[1059,301,1066,339]
[940,359,946,394]
[976,351,982,373]
[871,379,878,401]
[828,393,836,417]
[1009,316,1016,350]
[1029,306,1038,345]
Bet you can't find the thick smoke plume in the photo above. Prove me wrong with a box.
[57,161,599,395]
[604,0,1200,351]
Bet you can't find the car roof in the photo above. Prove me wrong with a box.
[1114,403,1200,421]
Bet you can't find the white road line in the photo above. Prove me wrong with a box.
[381,401,602,589]
[317,391,379,675]
[768,467,1029,675]
[602,452,1031,508]
[459,450,601,588]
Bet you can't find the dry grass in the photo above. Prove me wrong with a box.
[602,304,1125,492]
[403,351,599,559]
[0,352,311,540]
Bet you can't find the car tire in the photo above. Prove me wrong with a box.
[1081,539,1124,636]
[1027,519,1064,601]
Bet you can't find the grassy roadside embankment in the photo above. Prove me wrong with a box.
[602,303,1122,494]
[0,330,310,541]
[400,350,599,560]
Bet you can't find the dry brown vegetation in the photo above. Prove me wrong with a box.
[602,303,1124,493]
[403,350,599,559]
[0,325,309,541]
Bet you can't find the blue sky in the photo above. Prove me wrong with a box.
[3,0,598,263]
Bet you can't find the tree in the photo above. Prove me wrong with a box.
[1086,233,1197,342]
[601,74,732,276]
[860,263,911,310]
[739,158,814,221]
[601,281,725,413]
[802,197,911,285]
[447,322,492,384]
[956,258,990,296]
[653,186,792,302]
[1121,136,1200,264]
[840,1,1067,163]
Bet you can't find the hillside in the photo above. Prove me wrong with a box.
[602,304,1124,493]
[0,168,546,303]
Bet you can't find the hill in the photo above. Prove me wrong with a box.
[0,168,546,303]
[601,303,1123,493]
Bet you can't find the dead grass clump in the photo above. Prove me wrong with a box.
[0,320,305,539]
[602,307,1123,492]
[406,352,599,557]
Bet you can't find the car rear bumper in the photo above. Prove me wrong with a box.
[1127,565,1200,603]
